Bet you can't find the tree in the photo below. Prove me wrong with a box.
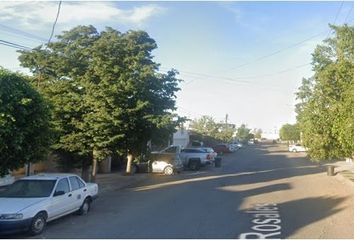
[189,116,236,143]
[0,68,51,176]
[19,25,181,180]
[189,116,219,137]
[279,124,300,142]
[296,24,354,161]
[236,124,251,142]
[215,122,235,143]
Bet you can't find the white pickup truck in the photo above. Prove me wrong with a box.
[159,145,215,171]
[0,173,98,235]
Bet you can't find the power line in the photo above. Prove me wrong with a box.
[0,23,46,43]
[220,1,345,73]
[47,1,62,45]
[0,41,25,50]
[0,39,32,50]
[165,2,347,81]
[326,1,344,39]
[344,3,354,23]
[225,32,326,72]
[333,1,345,24]
[160,62,311,85]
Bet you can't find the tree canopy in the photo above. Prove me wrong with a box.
[236,124,252,142]
[189,115,236,143]
[279,124,300,142]
[296,24,354,161]
[18,25,182,177]
[0,68,52,176]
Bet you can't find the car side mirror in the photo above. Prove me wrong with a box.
[54,190,65,197]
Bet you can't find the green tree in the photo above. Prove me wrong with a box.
[0,68,51,176]
[215,122,235,143]
[296,24,354,161]
[279,124,300,142]
[189,116,219,137]
[189,116,236,143]
[236,124,251,142]
[19,25,181,180]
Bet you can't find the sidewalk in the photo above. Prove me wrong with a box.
[327,160,354,187]
[96,172,149,193]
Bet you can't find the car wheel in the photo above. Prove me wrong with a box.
[78,198,91,215]
[29,212,47,236]
[292,149,297,153]
[164,166,174,175]
[189,160,201,171]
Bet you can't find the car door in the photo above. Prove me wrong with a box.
[68,176,85,209]
[179,149,187,165]
[48,178,73,219]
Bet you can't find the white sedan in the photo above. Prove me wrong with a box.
[288,144,307,152]
[0,173,98,235]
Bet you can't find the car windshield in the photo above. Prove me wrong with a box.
[0,180,56,198]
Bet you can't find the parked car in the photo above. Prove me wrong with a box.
[0,173,98,235]
[213,144,232,154]
[150,152,183,175]
[198,147,218,160]
[228,143,238,152]
[181,148,215,170]
[288,144,307,152]
[158,146,215,171]
[230,141,243,149]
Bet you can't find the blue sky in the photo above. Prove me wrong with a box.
[0,1,353,134]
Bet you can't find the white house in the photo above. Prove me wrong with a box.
[173,129,190,148]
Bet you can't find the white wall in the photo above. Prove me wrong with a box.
[173,129,190,148]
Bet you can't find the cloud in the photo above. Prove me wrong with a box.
[0,1,165,30]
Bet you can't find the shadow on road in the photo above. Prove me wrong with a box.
[279,196,346,238]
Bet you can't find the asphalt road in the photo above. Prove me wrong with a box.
[17,143,354,238]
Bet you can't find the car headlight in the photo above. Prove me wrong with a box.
[0,213,23,220]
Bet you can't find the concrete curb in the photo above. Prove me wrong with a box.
[334,170,354,188]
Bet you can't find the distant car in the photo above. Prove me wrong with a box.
[158,146,214,171]
[288,144,306,152]
[228,143,238,152]
[248,139,255,145]
[0,174,98,235]
[198,147,218,160]
[213,144,232,154]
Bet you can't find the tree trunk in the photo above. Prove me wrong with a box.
[91,150,98,182]
[125,151,133,175]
